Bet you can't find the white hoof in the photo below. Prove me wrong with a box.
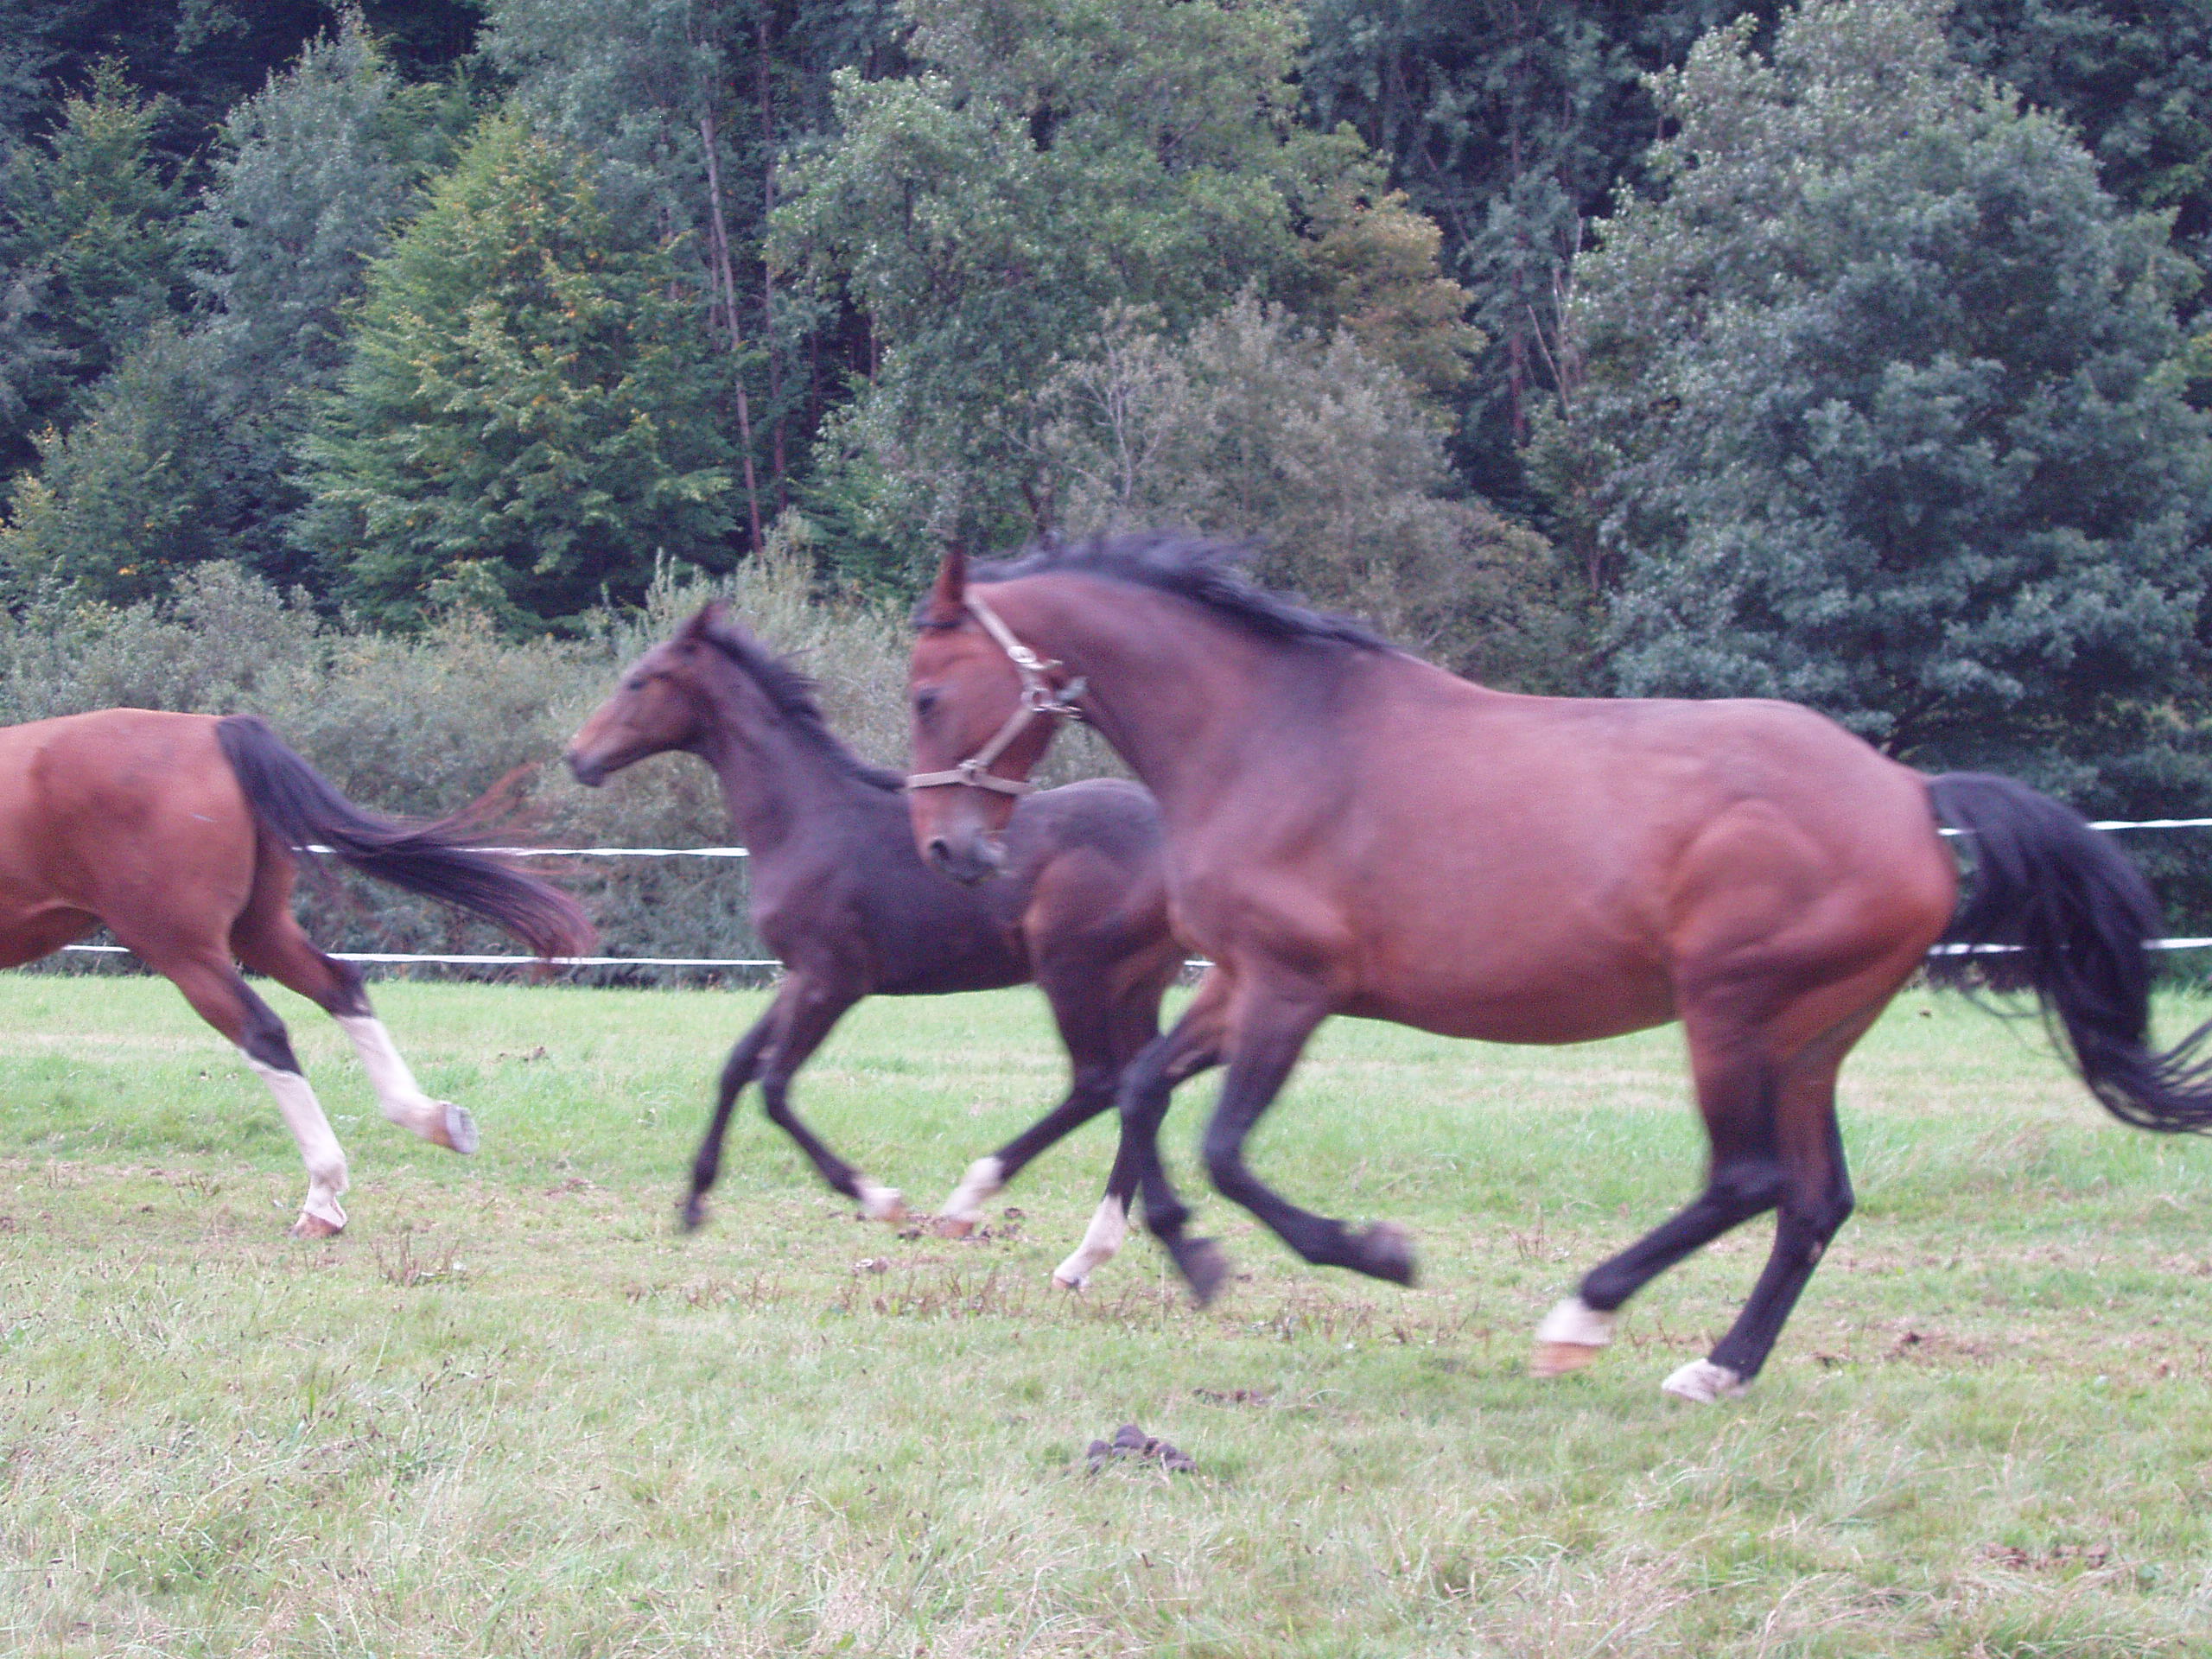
[435,1102,479,1155]
[1535,1296,1615,1347]
[939,1155,1005,1230]
[856,1180,906,1224]
[1660,1358,1747,1404]
[1051,1197,1127,1293]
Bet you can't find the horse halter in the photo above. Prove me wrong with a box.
[906,592,1086,798]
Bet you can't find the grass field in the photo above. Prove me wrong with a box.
[4,973,2212,1656]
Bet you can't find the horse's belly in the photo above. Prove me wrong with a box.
[1343,956,1675,1046]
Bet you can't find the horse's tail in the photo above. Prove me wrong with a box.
[215,714,594,961]
[1926,771,2212,1131]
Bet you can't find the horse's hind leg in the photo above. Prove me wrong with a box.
[1662,1033,1862,1403]
[753,969,903,1221]
[136,944,351,1237]
[1531,1036,1787,1380]
[1533,1001,1878,1400]
[938,958,1164,1236]
[232,902,474,1154]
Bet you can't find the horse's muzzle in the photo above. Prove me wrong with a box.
[565,748,608,788]
[925,832,1007,885]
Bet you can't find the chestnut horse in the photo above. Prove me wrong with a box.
[566,602,1181,1273]
[0,709,590,1236]
[907,534,2212,1402]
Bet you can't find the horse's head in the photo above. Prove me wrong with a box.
[906,550,1073,883]
[565,605,727,786]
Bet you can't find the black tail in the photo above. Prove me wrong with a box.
[216,715,594,961]
[1927,771,2212,1132]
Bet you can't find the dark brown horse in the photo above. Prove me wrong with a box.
[565,602,1182,1276]
[907,534,2212,1402]
[0,709,590,1236]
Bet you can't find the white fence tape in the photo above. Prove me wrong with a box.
[45,815,2212,975]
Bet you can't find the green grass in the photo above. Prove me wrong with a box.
[4,974,2212,1656]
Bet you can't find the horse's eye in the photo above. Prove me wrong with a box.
[912,689,939,717]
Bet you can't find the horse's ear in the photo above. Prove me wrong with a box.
[924,544,968,626]
[680,600,725,640]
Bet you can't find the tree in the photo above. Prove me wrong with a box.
[1567,0,2212,803]
[296,112,740,632]
[1037,297,1580,689]
[0,60,185,478]
[187,10,470,582]
[1300,0,1759,508]
[0,324,226,602]
[773,0,1470,563]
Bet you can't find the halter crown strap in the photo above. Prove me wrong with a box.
[906,592,1086,797]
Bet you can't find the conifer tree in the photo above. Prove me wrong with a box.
[298,112,738,631]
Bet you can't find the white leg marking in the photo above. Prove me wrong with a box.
[336,1014,476,1153]
[1660,1358,1748,1404]
[1052,1197,1128,1290]
[940,1155,1006,1227]
[856,1179,906,1224]
[1535,1297,1616,1348]
[248,1056,348,1233]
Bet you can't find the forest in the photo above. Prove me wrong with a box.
[4,0,2212,943]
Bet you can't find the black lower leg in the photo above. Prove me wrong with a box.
[1579,1155,1785,1313]
[1198,1006,1412,1286]
[682,1014,775,1230]
[985,1066,1116,1184]
[234,974,303,1075]
[1122,1028,1223,1297]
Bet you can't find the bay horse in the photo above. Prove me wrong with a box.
[564,601,1182,1277]
[906,533,2212,1402]
[0,709,591,1236]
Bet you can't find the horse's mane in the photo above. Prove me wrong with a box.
[694,616,906,793]
[967,532,1389,653]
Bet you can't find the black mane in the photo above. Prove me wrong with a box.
[967,532,1389,652]
[695,617,906,793]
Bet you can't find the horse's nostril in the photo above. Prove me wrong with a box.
[925,836,951,866]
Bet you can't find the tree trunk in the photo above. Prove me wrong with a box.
[700,107,766,556]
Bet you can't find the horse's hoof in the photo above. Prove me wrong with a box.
[434,1103,479,1156]
[1532,1297,1614,1376]
[677,1194,709,1233]
[1173,1236,1232,1306]
[289,1211,343,1240]
[1356,1221,1416,1286]
[1051,1268,1088,1292]
[855,1181,906,1224]
[1660,1358,1747,1404]
[1530,1341,1605,1378]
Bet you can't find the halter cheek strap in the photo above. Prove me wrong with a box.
[906,593,1086,798]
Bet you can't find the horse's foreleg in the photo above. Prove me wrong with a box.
[680,1011,776,1231]
[755,977,900,1221]
[159,953,349,1236]
[1080,972,1230,1299]
[1198,988,1414,1294]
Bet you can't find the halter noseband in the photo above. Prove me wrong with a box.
[906,593,1086,798]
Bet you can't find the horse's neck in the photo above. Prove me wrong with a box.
[1023,590,1287,818]
[696,715,872,863]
